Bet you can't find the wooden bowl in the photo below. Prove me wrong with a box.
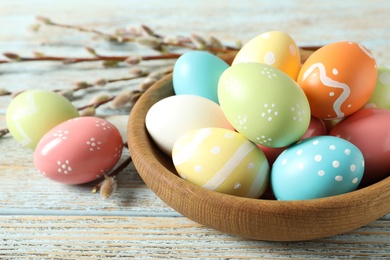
[127,52,390,241]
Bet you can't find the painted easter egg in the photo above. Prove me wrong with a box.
[297,41,377,119]
[146,94,233,156]
[365,66,390,109]
[34,117,123,184]
[6,89,79,149]
[218,62,311,148]
[172,128,269,198]
[271,136,365,200]
[329,108,390,186]
[172,50,230,103]
[232,31,301,80]
[258,116,327,165]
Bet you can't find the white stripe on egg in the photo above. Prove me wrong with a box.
[202,140,255,191]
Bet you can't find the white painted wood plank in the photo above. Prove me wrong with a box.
[0,216,389,259]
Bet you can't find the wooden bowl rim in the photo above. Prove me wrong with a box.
[127,66,390,242]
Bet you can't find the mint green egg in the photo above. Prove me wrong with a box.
[218,62,310,148]
[365,66,390,109]
[6,89,79,150]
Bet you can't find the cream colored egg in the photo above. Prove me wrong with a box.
[146,95,233,156]
[232,31,301,80]
[172,128,269,198]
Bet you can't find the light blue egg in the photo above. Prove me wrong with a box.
[173,51,229,104]
[271,136,364,200]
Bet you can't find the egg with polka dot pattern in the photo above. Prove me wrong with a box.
[34,117,123,184]
[232,31,301,80]
[297,41,377,119]
[218,62,311,148]
[172,128,269,198]
[271,136,364,201]
[364,66,390,109]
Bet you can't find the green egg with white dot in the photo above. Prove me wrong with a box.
[271,135,365,200]
[172,127,270,198]
[365,65,390,109]
[218,62,311,148]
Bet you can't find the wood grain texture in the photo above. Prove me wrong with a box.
[0,0,389,258]
[128,72,390,241]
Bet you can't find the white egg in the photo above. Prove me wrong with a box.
[145,95,233,155]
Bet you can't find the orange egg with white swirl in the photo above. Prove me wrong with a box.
[297,41,377,119]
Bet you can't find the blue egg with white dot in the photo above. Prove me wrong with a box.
[271,135,364,200]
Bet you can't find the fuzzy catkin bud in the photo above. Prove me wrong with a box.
[100,176,117,200]
[90,93,112,105]
[79,107,96,117]
[94,78,107,86]
[0,88,11,96]
[208,36,224,49]
[139,77,157,92]
[125,55,142,65]
[129,68,149,77]
[110,90,132,109]
[58,89,74,100]
[190,33,207,50]
[136,36,162,50]
[73,81,91,90]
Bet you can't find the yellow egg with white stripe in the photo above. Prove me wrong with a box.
[172,128,269,198]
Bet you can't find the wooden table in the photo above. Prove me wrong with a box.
[1,0,389,258]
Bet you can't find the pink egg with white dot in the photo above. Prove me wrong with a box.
[34,117,123,184]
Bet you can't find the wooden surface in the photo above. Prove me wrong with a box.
[0,0,389,258]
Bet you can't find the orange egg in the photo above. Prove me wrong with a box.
[297,41,377,119]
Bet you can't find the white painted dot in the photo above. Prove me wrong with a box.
[314,155,322,162]
[297,149,303,155]
[332,68,339,75]
[344,149,351,155]
[261,112,266,117]
[268,117,273,122]
[350,164,356,172]
[282,159,287,165]
[271,103,276,107]
[261,33,271,38]
[57,161,61,165]
[234,183,242,189]
[194,165,203,172]
[289,44,297,56]
[329,145,336,150]
[329,92,335,97]
[274,111,279,116]
[62,165,66,169]
[58,169,62,173]
[264,52,276,65]
[224,132,234,138]
[313,140,319,145]
[211,146,220,154]
[264,103,269,108]
[332,160,340,168]
[352,177,359,184]
[318,170,325,176]
[335,175,343,181]
[248,162,254,169]
[379,71,390,85]
[267,109,272,113]
[298,163,304,170]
